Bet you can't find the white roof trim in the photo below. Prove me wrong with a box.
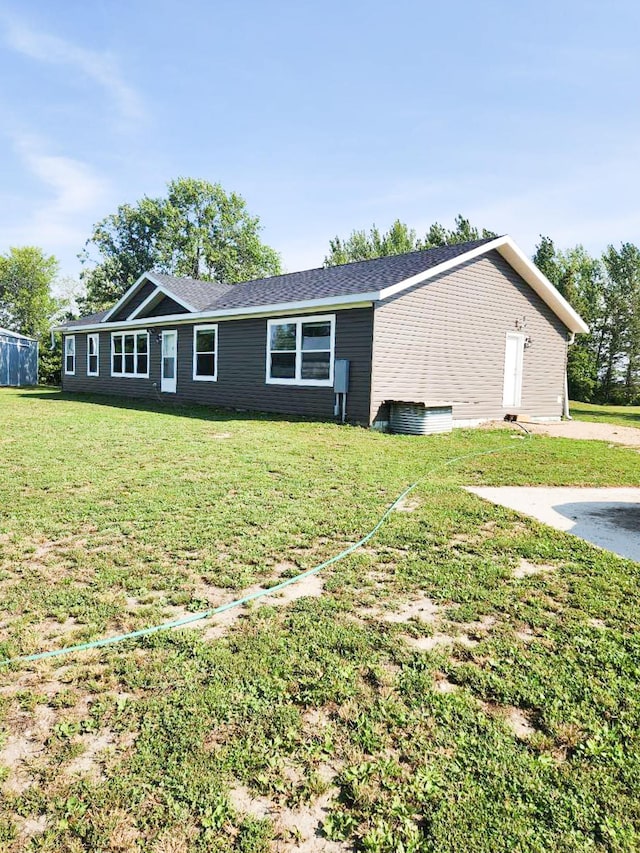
[55,297,376,333]
[0,327,37,340]
[102,272,197,322]
[495,237,589,334]
[128,287,164,321]
[377,235,589,334]
[64,236,588,336]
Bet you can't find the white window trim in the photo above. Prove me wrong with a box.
[110,330,150,378]
[266,314,335,387]
[192,324,218,382]
[64,335,76,375]
[87,333,99,376]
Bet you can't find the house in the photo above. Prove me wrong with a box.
[55,236,588,429]
[0,328,38,387]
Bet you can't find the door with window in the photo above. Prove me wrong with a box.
[161,330,177,393]
[502,332,525,407]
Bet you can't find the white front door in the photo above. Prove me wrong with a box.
[502,332,525,407]
[161,330,177,393]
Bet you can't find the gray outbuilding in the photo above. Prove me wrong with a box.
[0,328,38,387]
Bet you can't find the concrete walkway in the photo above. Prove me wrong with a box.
[467,487,640,563]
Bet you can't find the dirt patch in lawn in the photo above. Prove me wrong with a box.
[479,701,537,740]
[513,559,557,579]
[200,572,325,641]
[65,729,115,780]
[395,496,421,513]
[228,782,347,851]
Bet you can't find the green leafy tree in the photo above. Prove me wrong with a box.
[600,243,640,403]
[0,246,62,386]
[324,215,497,266]
[533,237,604,402]
[79,178,282,313]
[0,246,59,338]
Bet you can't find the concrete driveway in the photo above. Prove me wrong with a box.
[466,487,640,562]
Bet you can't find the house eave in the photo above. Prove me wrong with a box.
[101,272,198,322]
[58,235,589,337]
[54,294,377,333]
[377,235,589,335]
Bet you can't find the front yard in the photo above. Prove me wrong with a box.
[0,388,639,852]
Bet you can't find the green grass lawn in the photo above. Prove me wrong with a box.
[570,400,640,429]
[1,387,639,852]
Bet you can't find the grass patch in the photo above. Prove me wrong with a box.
[0,388,639,851]
[570,400,640,429]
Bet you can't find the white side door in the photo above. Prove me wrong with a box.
[161,330,177,393]
[502,332,525,407]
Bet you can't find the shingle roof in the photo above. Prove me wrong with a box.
[150,272,233,311]
[57,310,110,329]
[202,239,497,311]
[62,238,498,328]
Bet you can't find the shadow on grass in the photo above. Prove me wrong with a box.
[16,386,339,427]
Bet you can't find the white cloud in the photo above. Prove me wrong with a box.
[0,13,144,123]
[0,133,110,259]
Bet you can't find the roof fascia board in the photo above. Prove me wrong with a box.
[102,272,153,322]
[59,237,589,336]
[55,295,377,333]
[377,237,507,301]
[377,235,589,334]
[101,272,197,322]
[494,237,589,334]
[127,282,197,320]
[127,287,162,320]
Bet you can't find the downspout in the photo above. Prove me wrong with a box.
[563,332,575,420]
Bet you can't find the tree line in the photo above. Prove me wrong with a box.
[533,238,640,404]
[1,176,638,404]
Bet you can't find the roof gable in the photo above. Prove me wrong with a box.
[101,271,231,323]
[58,237,589,335]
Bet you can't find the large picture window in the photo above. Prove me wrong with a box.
[64,335,75,375]
[87,333,99,376]
[266,315,335,386]
[111,331,149,377]
[193,325,218,381]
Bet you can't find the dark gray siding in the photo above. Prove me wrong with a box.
[62,307,373,424]
[110,281,156,322]
[370,251,569,424]
[63,330,161,399]
[138,296,189,318]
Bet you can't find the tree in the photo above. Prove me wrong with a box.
[324,215,497,266]
[601,243,640,403]
[0,247,59,338]
[79,178,282,313]
[533,237,604,402]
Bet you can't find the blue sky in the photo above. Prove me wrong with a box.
[1,0,639,285]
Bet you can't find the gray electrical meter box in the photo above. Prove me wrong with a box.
[334,359,350,393]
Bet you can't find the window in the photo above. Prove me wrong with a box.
[111,331,149,377]
[87,333,99,376]
[64,336,75,375]
[193,324,218,381]
[266,315,335,386]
